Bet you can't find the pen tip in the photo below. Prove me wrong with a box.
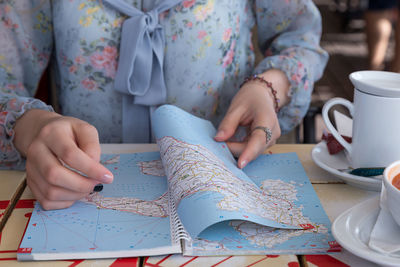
[93,184,103,192]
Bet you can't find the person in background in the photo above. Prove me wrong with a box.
[365,0,400,71]
[0,0,328,209]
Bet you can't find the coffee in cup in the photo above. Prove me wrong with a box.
[384,160,400,227]
[393,173,400,191]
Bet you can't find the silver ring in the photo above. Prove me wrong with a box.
[252,126,272,144]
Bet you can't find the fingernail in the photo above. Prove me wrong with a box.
[102,173,113,183]
[93,184,103,192]
[240,160,247,169]
[215,130,225,139]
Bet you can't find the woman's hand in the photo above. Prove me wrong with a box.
[215,69,290,168]
[14,109,113,210]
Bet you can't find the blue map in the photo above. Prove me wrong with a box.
[18,152,180,260]
[18,105,336,260]
[189,153,335,255]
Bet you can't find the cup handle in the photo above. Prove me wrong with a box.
[322,97,354,154]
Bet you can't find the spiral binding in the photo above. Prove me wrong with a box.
[168,191,191,244]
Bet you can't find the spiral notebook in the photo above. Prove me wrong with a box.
[18,105,337,261]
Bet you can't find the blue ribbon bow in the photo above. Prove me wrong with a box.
[103,0,182,142]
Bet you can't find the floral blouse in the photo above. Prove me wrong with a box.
[0,0,328,169]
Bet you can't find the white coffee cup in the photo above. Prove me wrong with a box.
[383,160,400,227]
[322,71,400,168]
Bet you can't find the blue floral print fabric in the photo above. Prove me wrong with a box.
[0,0,328,169]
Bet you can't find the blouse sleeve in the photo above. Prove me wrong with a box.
[254,0,329,134]
[0,0,54,169]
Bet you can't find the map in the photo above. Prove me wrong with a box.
[83,157,168,218]
[82,191,169,218]
[19,105,335,260]
[185,153,333,255]
[152,105,334,255]
[18,152,180,260]
[187,156,332,255]
[159,136,306,237]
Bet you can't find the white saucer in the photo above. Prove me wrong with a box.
[332,196,400,267]
[311,142,381,191]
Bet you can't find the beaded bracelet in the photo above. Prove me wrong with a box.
[240,75,280,113]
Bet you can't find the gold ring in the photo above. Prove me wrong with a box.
[252,126,272,144]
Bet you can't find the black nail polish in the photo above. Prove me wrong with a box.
[93,184,103,192]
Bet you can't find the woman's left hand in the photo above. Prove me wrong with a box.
[215,69,290,169]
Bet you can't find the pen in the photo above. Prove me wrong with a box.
[60,160,104,193]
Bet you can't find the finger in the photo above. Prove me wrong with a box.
[27,162,90,201]
[215,108,243,142]
[27,178,75,210]
[238,128,268,169]
[45,131,113,184]
[237,112,274,168]
[29,142,101,193]
[73,122,101,162]
[225,141,246,158]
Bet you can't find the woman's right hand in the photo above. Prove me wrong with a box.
[14,109,113,210]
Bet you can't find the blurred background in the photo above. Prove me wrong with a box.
[287,0,397,144]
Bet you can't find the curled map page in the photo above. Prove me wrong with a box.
[152,105,302,238]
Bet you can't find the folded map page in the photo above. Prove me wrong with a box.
[18,105,336,261]
[152,105,304,237]
[187,152,334,255]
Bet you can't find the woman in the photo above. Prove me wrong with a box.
[0,0,328,209]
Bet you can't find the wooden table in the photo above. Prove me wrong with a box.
[0,144,381,266]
